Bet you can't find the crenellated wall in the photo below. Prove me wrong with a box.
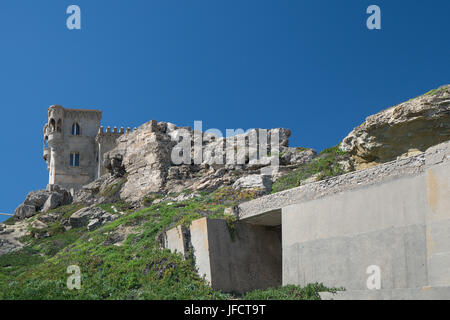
[95,126,128,178]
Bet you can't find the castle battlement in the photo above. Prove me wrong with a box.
[96,126,132,135]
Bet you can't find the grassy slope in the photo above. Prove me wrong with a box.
[0,156,347,300]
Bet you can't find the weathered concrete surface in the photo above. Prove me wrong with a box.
[320,286,450,300]
[282,175,429,290]
[165,218,282,294]
[281,141,449,293]
[162,225,187,256]
[238,152,426,226]
[425,154,450,287]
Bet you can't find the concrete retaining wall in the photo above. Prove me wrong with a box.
[282,141,449,292]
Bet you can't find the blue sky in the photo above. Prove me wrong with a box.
[0,0,449,220]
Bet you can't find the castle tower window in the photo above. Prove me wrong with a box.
[72,123,81,135]
[70,152,80,167]
[57,119,62,133]
[49,118,56,132]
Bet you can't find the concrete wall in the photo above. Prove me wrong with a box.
[425,160,450,286]
[282,141,450,291]
[165,218,282,294]
[162,141,449,297]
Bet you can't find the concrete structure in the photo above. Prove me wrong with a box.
[43,105,126,191]
[165,140,450,299]
[162,217,282,294]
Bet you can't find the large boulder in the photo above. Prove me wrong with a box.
[68,206,117,229]
[39,185,72,213]
[341,85,450,170]
[24,190,52,210]
[280,148,317,166]
[47,185,72,206]
[41,193,63,212]
[232,174,273,194]
[14,204,36,219]
[14,185,73,219]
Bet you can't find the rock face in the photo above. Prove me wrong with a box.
[14,204,36,219]
[68,206,117,229]
[100,120,316,201]
[232,175,273,193]
[14,186,73,219]
[24,190,52,210]
[73,174,124,205]
[0,219,29,255]
[341,85,450,170]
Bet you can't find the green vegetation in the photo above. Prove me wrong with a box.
[224,215,238,242]
[0,195,225,299]
[0,147,351,301]
[242,283,342,300]
[423,85,449,97]
[0,186,338,300]
[47,203,86,219]
[271,145,349,193]
[142,192,165,207]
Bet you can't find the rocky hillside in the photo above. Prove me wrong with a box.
[0,85,448,299]
[71,123,320,209]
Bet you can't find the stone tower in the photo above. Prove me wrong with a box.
[43,105,128,193]
[43,105,103,191]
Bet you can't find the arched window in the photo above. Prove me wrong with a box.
[72,123,81,136]
[70,152,80,167]
[49,118,56,132]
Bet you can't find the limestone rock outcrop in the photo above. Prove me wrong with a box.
[341,85,450,170]
[232,175,273,193]
[14,186,73,219]
[73,174,125,205]
[67,205,117,229]
[0,219,29,255]
[99,120,316,201]
[14,204,36,219]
